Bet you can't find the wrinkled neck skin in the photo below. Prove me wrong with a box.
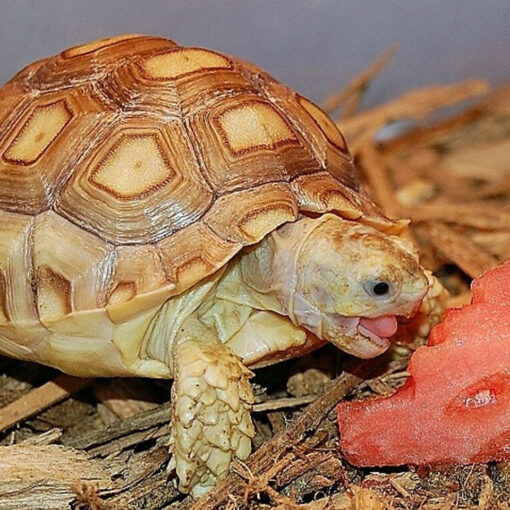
[239,214,429,359]
[240,215,356,337]
[240,215,319,320]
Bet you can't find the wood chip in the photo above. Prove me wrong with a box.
[470,231,510,259]
[253,394,317,412]
[358,143,402,218]
[443,138,510,181]
[421,222,499,278]
[0,374,91,433]
[477,474,495,510]
[20,427,62,446]
[389,476,412,498]
[350,486,387,510]
[410,202,510,230]
[339,79,489,141]
[379,102,484,154]
[0,444,112,509]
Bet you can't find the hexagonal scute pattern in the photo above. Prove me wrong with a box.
[0,89,110,214]
[215,100,297,155]
[140,48,232,80]
[28,35,177,91]
[0,33,390,328]
[3,100,72,165]
[90,134,176,200]
[56,119,213,244]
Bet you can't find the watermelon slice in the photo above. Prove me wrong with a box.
[337,261,510,468]
[471,259,510,306]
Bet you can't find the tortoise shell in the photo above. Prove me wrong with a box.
[0,34,396,376]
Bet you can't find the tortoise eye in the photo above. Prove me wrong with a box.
[364,280,393,298]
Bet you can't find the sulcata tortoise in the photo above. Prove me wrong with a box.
[0,35,431,496]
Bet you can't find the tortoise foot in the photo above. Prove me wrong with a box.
[169,339,254,497]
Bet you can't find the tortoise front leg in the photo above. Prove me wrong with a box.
[226,309,309,365]
[168,321,254,497]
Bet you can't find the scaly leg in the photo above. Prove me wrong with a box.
[168,333,254,497]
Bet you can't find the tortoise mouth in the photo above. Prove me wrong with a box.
[358,315,398,341]
[325,314,397,359]
[354,315,397,358]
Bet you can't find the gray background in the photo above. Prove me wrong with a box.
[0,1,508,105]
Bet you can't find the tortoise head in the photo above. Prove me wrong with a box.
[271,214,429,358]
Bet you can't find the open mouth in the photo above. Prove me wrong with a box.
[324,313,399,358]
[358,315,398,345]
[355,315,398,357]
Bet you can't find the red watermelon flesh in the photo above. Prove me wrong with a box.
[428,304,498,346]
[471,259,510,305]
[337,303,510,467]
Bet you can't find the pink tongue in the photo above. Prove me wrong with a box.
[358,315,398,338]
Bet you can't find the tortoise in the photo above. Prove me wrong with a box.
[0,35,431,496]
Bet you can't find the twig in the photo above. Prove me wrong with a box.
[274,450,339,488]
[322,47,396,115]
[422,222,499,278]
[0,374,91,433]
[191,372,361,510]
[253,394,317,412]
[358,143,402,218]
[389,477,412,499]
[20,427,62,446]
[338,79,489,142]
[65,402,171,450]
[379,102,484,154]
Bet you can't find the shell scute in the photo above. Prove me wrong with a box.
[33,211,113,322]
[3,98,73,165]
[89,132,177,200]
[291,172,363,218]
[204,183,298,244]
[28,35,178,91]
[157,222,240,294]
[0,87,113,215]
[56,118,213,245]
[140,47,233,81]
[0,210,50,355]
[188,93,319,193]
[0,211,36,325]
[108,244,170,307]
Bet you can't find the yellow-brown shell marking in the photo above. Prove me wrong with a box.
[0,35,397,376]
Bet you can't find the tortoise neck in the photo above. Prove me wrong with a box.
[236,215,331,323]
